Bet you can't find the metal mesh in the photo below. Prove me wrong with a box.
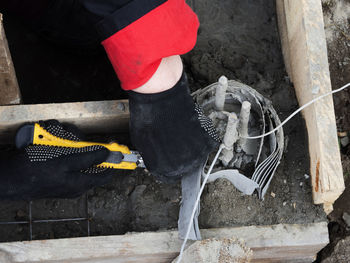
[0,193,91,241]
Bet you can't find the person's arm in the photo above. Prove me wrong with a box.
[81,0,220,182]
[133,55,183,94]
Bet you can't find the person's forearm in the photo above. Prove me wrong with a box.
[133,55,183,94]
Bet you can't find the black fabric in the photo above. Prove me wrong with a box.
[37,0,101,49]
[0,0,49,23]
[96,0,166,39]
[128,72,219,183]
[0,0,101,50]
[87,0,167,40]
[79,0,133,17]
[1,0,167,45]
[0,120,114,200]
[0,147,113,200]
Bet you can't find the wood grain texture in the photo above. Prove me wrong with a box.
[0,222,328,263]
[0,100,130,144]
[0,13,21,105]
[275,0,292,80]
[276,0,345,213]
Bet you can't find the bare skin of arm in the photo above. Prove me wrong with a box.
[133,55,183,94]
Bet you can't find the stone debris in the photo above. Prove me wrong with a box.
[340,136,349,147]
[321,236,350,263]
[342,212,350,228]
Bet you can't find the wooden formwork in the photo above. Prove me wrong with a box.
[0,0,342,261]
[276,0,345,214]
[0,223,329,263]
[0,100,130,144]
[0,14,21,105]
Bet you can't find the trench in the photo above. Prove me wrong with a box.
[0,0,326,243]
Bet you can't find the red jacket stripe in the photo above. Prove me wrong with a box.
[101,0,199,90]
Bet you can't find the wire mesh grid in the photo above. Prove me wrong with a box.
[0,193,91,241]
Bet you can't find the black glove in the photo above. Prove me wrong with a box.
[128,72,220,183]
[0,120,114,200]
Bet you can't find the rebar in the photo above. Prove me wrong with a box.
[0,193,91,241]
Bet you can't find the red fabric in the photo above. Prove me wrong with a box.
[101,0,199,90]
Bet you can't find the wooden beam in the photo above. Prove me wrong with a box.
[0,222,329,263]
[0,100,130,144]
[171,238,253,263]
[276,0,345,214]
[0,13,21,105]
[275,0,292,79]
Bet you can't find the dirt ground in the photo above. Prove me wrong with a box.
[0,0,335,258]
[316,1,350,262]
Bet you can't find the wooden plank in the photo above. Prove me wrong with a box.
[276,0,345,214]
[0,222,329,263]
[275,0,292,79]
[0,100,130,144]
[0,13,21,105]
[171,238,253,263]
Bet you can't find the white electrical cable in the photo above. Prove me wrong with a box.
[176,82,349,262]
[243,82,350,139]
[176,145,224,263]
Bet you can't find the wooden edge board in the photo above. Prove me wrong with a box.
[0,100,130,144]
[0,222,329,263]
[276,0,345,214]
[275,0,292,80]
[0,13,21,105]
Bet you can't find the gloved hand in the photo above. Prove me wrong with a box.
[0,120,114,200]
[128,72,220,183]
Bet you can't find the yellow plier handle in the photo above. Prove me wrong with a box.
[32,123,137,170]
